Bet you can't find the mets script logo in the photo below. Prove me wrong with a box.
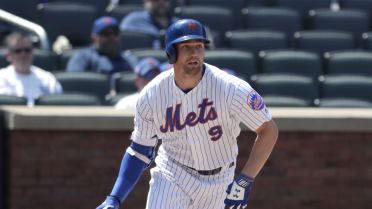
[247,91,265,110]
[188,21,196,32]
[160,98,223,141]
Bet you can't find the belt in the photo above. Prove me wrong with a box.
[186,162,234,176]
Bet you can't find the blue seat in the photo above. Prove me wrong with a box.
[318,74,372,107]
[38,3,96,47]
[319,75,372,102]
[174,6,235,36]
[293,30,355,56]
[361,32,372,50]
[106,4,143,21]
[35,93,101,106]
[57,49,81,71]
[51,0,108,15]
[105,93,132,106]
[128,48,167,62]
[259,50,322,77]
[120,30,155,51]
[225,30,288,54]
[325,50,372,75]
[119,0,154,5]
[251,74,318,107]
[339,0,372,17]
[114,72,137,94]
[186,0,245,14]
[241,7,302,38]
[307,9,369,41]
[273,0,332,16]
[317,98,372,107]
[0,0,40,23]
[54,72,110,103]
[204,49,257,81]
[0,95,27,105]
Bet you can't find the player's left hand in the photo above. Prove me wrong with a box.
[224,173,254,209]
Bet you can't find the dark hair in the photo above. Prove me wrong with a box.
[4,32,32,50]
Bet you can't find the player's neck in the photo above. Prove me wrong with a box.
[174,66,203,91]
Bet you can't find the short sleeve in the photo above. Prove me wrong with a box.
[66,51,86,72]
[230,80,272,131]
[0,72,9,94]
[47,73,63,94]
[130,93,158,147]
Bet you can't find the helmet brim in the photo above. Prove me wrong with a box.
[170,35,210,46]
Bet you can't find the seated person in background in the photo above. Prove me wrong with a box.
[222,68,237,76]
[119,0,179,49]
[115,57,161,110]
[159,61,173,71]
[0,32,62,107]
[66,16,137,74]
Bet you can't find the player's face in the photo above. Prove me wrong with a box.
[174,39,205,74]
[6,37,34,74]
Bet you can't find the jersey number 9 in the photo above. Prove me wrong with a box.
[209,125,223,141]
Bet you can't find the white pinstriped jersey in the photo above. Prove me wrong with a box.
[131,63,271,170]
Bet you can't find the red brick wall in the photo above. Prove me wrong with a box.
[5,130,372,209]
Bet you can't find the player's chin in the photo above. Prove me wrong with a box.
[185,65,202,74]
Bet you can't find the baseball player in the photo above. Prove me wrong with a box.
[96,19,278,209]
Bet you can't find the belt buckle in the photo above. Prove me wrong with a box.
[197,167,222,175]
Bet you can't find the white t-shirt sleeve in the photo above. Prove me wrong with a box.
[230,80,272,131]
[130,92,157,147]
[0,73,9,94]
[47,74,63,94]
[0,67,15,95]
[32,66,63,95]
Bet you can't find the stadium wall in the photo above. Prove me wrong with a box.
[1,106,371,209]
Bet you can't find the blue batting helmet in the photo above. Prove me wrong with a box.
[165,19,210,64]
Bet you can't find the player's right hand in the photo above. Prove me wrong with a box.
[224,173,254,209]
[96,196,120,209]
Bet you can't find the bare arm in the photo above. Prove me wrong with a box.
[241,119,279,178]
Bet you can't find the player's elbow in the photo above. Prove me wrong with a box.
[270,120,279,142]
[257,119,279,142]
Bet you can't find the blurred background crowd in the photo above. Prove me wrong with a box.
[1,0,372,108]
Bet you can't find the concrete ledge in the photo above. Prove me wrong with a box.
[1,105,372,132]
[0,106,134,131]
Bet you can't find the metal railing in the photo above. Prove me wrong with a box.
[0,8,49,50]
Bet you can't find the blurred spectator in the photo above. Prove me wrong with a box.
[119,0,179,49]
[222,68,237,76]
[0,32,62,106]
[115,57,161,110]
[159,61,173,71]
[66,16,137,74]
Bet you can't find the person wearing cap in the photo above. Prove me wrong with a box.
[0,32,63,107]
[115,57,161,110]
[95,19,277,209]
[66,16,137,74]
[119,0,179,49]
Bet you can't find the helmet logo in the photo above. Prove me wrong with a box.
[188,21,196,32]
[103,17,111,24]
